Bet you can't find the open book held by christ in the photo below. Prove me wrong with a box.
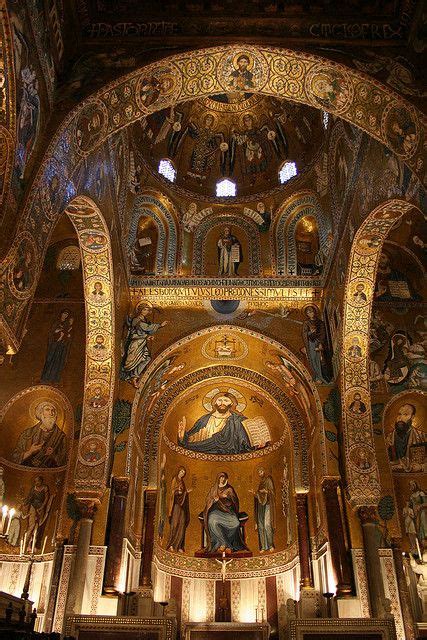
[244,416,271,448]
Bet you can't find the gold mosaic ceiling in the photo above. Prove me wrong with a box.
[132,94,325,199]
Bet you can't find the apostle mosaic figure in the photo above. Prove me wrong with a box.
[22,475,53,552]
[11,401,67,468]
[120,302,167,387]
[166,467,191,553]
[386,402,425,472]
[250,468,276,552]
[302,305,333,384]
[217,226,242,276]
[202,472,247,554]
[178,389,270,455]
[403,480,426,554]
[40,309,74,384]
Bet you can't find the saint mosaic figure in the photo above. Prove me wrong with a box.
[166,467,191,553]
[386,402,425,472]
[178,390,270,455]
[251,468,276,552]
[11,400,67,468]
[302,305,333,384]
[202,472,247,554]
[40,309,74,384]
[120,302,167,387]
[22,475,53,552]
[403,480,426,554]
[217,226,242,276]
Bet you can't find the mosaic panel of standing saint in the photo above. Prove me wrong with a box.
[0,387,72,470]
[384,393,426,473]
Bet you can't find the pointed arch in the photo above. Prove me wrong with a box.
[127,190,179,276]
[272,191,331,276]
[0,44,424,347]
[0,2,16,213]
[63,196,115,495]
[341,198,420,507]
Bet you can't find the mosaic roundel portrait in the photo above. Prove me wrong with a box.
[8,234,38,299]
[305,64,353,114]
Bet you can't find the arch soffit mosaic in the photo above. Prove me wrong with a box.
[192,214,261,276]
[126,324,328,487]
[0,44,425,346]
[271,190,331,276]
[342,197,421,508]
[0,2,16,211]
[62,196,116,495]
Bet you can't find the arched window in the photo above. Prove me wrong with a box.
[216,178,236,197]
[158,158,176,183]
[56,245,81,271]
[278,161,297,184]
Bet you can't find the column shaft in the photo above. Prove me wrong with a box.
[392,539,416,640]
[359,507,386,618]
[295,492,313,589]
[103,477,129,593]
[322,479,353,597]
[139,489,157,587]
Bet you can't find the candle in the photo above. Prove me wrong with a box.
[261,607,264,622]
[416,537,423,562]
[20,539,23,556]
[0,505,8,534]
[22,533,27,555]
[41,536,47,556]
[31,526,38,554]
[255,607,258,622]
[5,508,15,536]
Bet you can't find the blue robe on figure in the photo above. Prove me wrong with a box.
[179,411,253,455]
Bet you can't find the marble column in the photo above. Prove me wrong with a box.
[392,539,416,640]
[295,492,313,589]
[103,477,129,593]
[322,478,353,597]
[65,500,97,617]
[139,489,157,588]
[44,541,65,632]
[359,506,386,618]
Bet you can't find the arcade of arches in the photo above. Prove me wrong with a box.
[0,3,425,640]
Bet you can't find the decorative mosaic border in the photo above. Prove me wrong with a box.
[153,541,300,579]
[342,198,415,506]
[64,197,115,492]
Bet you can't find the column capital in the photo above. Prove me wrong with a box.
[321,477,340,493]
[76,498,98,520]
[358,506,378,525]
[112,477,130,497]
